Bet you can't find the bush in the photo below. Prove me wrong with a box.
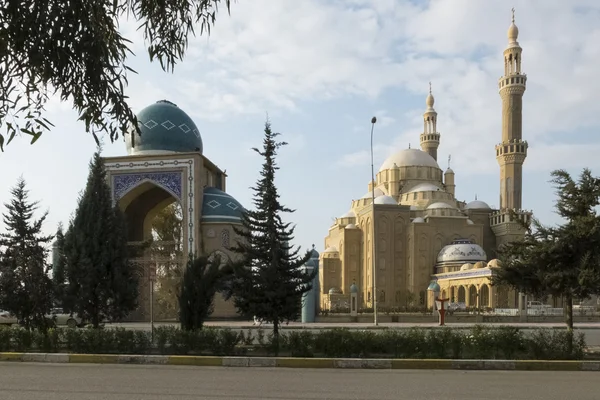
[0,325,587,360]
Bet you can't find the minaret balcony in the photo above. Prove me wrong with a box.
[498,74,527,92]
[420,132,440,144]
[495,139,528,163]
[490,209,532,234]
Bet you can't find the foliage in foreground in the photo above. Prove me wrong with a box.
[178,254,232,331]
[0,178,54,331]
[62,151,138,327]
[0,0,232,149]
[227,121,315,345]
[0,325,586,360]
[494,169,600,331]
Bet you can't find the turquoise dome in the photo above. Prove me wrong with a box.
[350,283,358,293]
[201,187,244,224]
[125,100,203,155]
[427,281,441,292]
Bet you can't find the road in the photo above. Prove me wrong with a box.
[0,362,598,400]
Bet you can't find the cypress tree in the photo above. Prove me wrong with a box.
[0,178,54,331]
[178,254,229,331]
[227,120,315,350]
[63,150,138,327]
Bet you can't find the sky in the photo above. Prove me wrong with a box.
[1,0,600,255]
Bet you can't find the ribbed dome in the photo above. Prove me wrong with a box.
[379,149,440,171]
[427,202,455,210]
[407,183,441,193]
[126,100,203,155]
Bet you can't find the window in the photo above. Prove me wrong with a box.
[221,229,230,248]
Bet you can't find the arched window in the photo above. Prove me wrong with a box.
[221,229,230,248]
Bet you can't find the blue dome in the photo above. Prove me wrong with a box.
[201,187,244,224]
[310,246,319,259]
[350,283,358,293]
[125,100,203,155]
[427,281,441,292]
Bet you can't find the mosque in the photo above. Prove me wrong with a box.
[319,12,534,312]
[101,100,246,321]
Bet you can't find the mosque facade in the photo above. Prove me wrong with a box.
[102,100,245,321]
[320,13,533,312]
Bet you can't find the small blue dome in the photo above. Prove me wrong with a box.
[350,283,358,293]
[125,100,203,155]
[201,187,244,224]
[305,258,318,268]
[427,281,441,292]
[310,246,319,259]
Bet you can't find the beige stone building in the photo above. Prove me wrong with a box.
[320,12,532,312]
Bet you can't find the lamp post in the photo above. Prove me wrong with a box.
[370,116,378,326]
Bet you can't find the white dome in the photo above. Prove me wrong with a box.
[465,200,491,210]
[379,149,440,171]
[460,263,474,271]
[374,195,397,205]
[410,205,421,210]
[361,188,385,199]
[412,217,425,223]
[341,210,356,218]
[323,246,338,253]
[466,219,474,225]
[345,223,358,229]
[436,239,487,263]
[406,183,442,193]
[427,202,455,210]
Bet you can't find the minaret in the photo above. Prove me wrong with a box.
[491,9,531,245]
[420,82,440,161]
[497,8,527,210]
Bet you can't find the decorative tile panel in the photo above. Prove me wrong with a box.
[113,172,183,201]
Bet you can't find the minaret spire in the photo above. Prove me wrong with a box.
[496,8,527,211]
[420,82,440,161]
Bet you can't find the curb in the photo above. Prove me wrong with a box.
[1,353,600,371]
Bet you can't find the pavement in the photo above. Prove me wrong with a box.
[1,362,599,400]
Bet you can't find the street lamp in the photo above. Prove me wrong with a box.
[370,116,378,326]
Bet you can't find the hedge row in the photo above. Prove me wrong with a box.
[0,325,586,360]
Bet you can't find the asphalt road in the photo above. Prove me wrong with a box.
[0,363,598,400]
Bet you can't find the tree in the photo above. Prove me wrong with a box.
[178,254,230,331]
[0,0,232,150]
[493,168,600,331]
[226,120,315,351]
[63,150,138,327]
[51,224,67,308]
[0,178,54,331]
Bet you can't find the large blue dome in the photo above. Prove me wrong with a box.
[125,100,203,155]
[201,187,245,224]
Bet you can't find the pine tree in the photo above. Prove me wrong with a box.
[63,151,138,327]
[226,120,315,350]
[51,224,67,308]
[178,254,230,331]
[0,178,54,331]
[493,168,600,332]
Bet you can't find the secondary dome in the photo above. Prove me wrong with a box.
[407,183,442,193]
[374,195,397,205]
[437,239,487,263]
[125,100,203,155]
[379,149,440,171]
[427,202,454,210]
[361,188,385,199]
[201,187,244,224]
[465,200,491,210]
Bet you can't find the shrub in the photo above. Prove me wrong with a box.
[0,324,587,360]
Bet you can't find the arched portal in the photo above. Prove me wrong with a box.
[120,181,187,322]
[457,286,466,303]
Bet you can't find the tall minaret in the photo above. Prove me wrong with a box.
[491,9,531,246]
[420,82,440,161]
[497,8,527,210]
